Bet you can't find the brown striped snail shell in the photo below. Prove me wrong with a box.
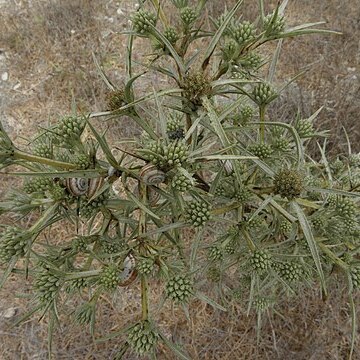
[118,253,137,287]
[134,184,161,206]
[65,177,103,198]
[87,177,104,198]
[139,164,165,185]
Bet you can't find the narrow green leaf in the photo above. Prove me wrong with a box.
[196,292,228,312]
[292,201,327,296]
[193,155,257,161]
[85,119,119,168]
[348,291,356,360]
[202,0,244,70]
[149,26,186,74]
[158,332,191,360]
[126,190,160,220]
[92,52,115,91]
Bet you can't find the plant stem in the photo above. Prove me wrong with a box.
[141,276,149,320]
[14,150,77,170]
[138,182,149,321]
[259,105,266,143]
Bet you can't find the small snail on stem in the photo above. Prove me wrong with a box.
[139,164,165,186]
[65,177,104,198]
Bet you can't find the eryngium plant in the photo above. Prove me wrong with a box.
[0,0,358,358]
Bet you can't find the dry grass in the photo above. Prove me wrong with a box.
[0,0,360,359]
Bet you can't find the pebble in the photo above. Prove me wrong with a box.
[1,307,17,319]
[1,72,8,81]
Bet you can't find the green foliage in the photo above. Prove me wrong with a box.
[0,1,357,358]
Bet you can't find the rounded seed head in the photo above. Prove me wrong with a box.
[274,169,303,200]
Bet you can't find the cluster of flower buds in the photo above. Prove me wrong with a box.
[74,154,91,170]
[335,197,357,219]
[163,27,179,45]
[33,141,53,159]
[131,10,157,35]
[248,143,273,160]
[185,198,211,227]
[35,268,62,305]
[56,115,86,143]
[127,321,159,355]
[239,52,263,70]
[136,258,155,275]
[207,245,223,262]
[232,21,256,45]
[296,119,314,138]
[350,266,360,289]
[275,261,304,283]
[249,249,272,274]
[23,177,53,194]
[254,296,270,312]
[264,11,285,35]
[180,7,197,27]
[279,220,292,235]
[0,226,29,262]
[171,171,193,192]
[252,83,277,106]
[165,274,193,303]
[274,169,303,200]
[145,139,189,170]
[99,265,120,290]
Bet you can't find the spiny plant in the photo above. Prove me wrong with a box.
[0,0,359,358]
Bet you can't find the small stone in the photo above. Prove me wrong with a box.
[1,72,8,81]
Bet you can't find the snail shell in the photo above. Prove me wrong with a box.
[65,177,103,198]
[118,253,137,287]
[139,164,165,185]
[134,184,161,206]
[66,178,89,196]
[87,177,104,198]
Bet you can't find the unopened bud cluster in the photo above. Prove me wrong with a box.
[208,245,223,261]
[296,120,314,138]
[252,83,277,106]
[56,115,85,142]
[136,258,155,275]
[350,267,360,289]
[145,139,188,169]
[33,142,53,159]
[232,21,256,45]
[249,249,272,274]
[132,10,156,34]
[248,143,273,160]
[35,268,62,305]
[166,274,193,303]
[172,172,193,191]
[127,321,159,355]
[180,7,197,27]
[0,226,29,262]
[335,197,356,218]
[185,198,211,227]
[275,261,304,282]
[99,265,120,290]
[264,12,285,34]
